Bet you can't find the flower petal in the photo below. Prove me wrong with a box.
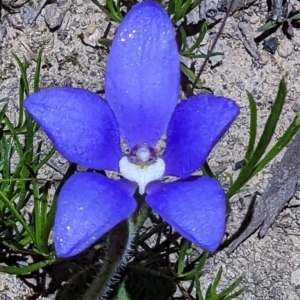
[24,87,122,171]
[163,94,239,178]
[105,1,180,148]
[54,172,137,258]
[146,176,226,252]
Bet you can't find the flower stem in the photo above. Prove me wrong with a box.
[82,203,149,300]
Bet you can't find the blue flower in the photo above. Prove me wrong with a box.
[24,0,239,258]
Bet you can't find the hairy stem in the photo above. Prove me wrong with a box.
[82,204,149,300]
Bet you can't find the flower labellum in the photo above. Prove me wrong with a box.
[23,0,239,258]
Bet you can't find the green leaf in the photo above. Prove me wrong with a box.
[106,0,122,22]
[251,112,300,176]
[179,26,188,52]
[177,0,193,21]
[0,190,34,241]
[188,52,224,59]
[216,276,243,300]
[0,133,13,185]
[177,239,190,275]
[33,147,55,173]
[290,13,300,20]
[195,278,204,300]
[98,38,113,48]
[92,0,115,20]
[12,53,30,96]
[34,49,43,92]
[178,251,209,281]
[167,0,175,15]
[0,259,54,275]
[0,103,8,121]
[211,267,223,292]
[17,79,25,128]
[4,116,23,157]
[250,78,287,165]
[6,152,28,200]
[257,21,279,32]
[201,161,215,178]
[180,63,202,89]
[91,0,122,22]
[244,91,258,162]
[227,78,287,199]
[203,267,243,299]
[181,22,208,56]
[33,181,50,254]
[174,0,183,22]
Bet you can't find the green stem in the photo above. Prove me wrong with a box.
[82,204,148,300]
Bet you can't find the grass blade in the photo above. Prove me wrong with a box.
[248,78,287,166]
[12,53,29,96]
[33,181,50,253]
[0,191,34,241]
[244,92,257,162]
[177,239,190,275]
[227,78,287,199]
[34,147,55,173]
[251,112,300,176]
[0,259,54,275]
[33,49,43,92]
[182,21,207,56]
[180,63,202,89]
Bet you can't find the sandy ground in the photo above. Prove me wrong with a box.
[1,0,300,299]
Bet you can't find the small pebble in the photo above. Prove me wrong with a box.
[86,24,96,35]
[0,25,7,40]
[234,160,244,171]
[249,15,260,24]
[278,39,293,58]
[259,50,269,65]
[291,268,300,286]
[263,37,278,54]
[70,20,80,29]
[44,4,65,29]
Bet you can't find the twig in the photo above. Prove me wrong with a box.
[234,20,260,60]
[191,0,236,92]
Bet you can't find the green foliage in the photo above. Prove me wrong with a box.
[0,51,56,273]
[257,4,300,38]
[91,0,123,22]
[226,78,300,199]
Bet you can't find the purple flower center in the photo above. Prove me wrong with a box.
[128,143,158,166]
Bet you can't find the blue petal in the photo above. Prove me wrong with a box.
[24,87,122,171]
[105,1,180,148]
[54,172,137,258]
[163,94,239,178]
[146,176,226,252]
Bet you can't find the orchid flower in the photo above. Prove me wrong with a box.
[24,0,239,258]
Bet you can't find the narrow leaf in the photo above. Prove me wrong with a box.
[0,191,34,241]
[180,63,202,89]
[12,53,29,96]
[34,49,43,92]
[244,91,257,162]
[252,112,300,176]
[0,259,54,275]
